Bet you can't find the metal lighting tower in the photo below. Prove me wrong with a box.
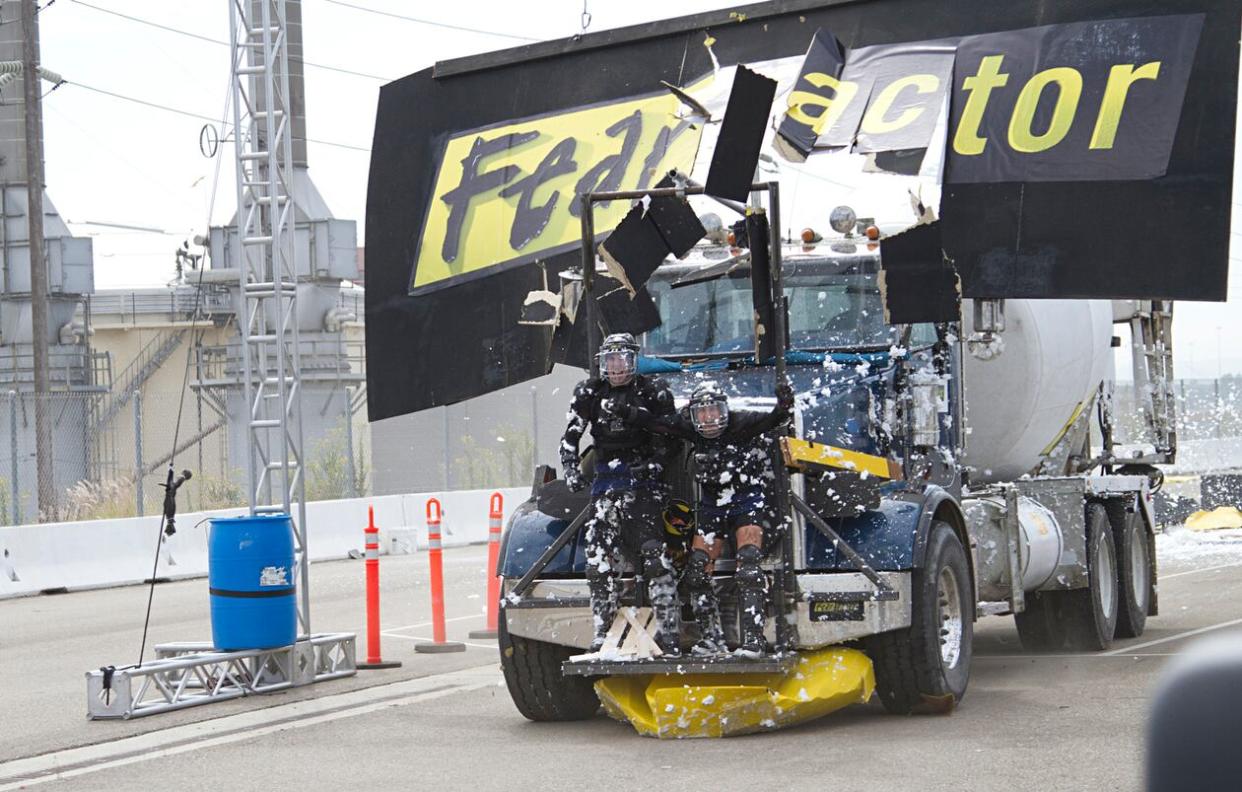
[228,0,310,636]
[83,0,357,721]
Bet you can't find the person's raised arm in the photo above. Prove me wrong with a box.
[733,382,795,441]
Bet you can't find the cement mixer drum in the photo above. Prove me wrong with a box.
[961,299,1114,483]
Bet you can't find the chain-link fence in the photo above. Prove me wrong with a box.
[9,375,1242,524]
[369,366,583,496]
[2,386,371,525]
[368,372,1242,497]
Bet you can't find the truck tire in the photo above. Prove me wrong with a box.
[1014,590,1068,652]
[498,615,600,721]
[1113,508,1150,639]
[866,522,973,714]
[1060,503,1118,651]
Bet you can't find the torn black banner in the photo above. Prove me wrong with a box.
[367,0,1237,420]
[945,15,1203,184]
[775,28,847,162]
[849,41,955,155]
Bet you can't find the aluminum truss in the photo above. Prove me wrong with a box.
[85,634,357,719]
[82,2,355,719]
[228,0,311,636]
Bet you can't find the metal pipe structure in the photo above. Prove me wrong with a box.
[574,181,805,650]
[578,193,599,377]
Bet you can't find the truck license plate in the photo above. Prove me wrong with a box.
[808,598,865,622]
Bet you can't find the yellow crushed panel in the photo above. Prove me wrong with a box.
[594,646,875,739]
[1185,506,1242,532]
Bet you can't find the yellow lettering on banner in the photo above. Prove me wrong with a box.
[952,55,1009,156]
[1090,62,1161,149]
[1007,67,1083,153]
[860,74,939,135]
[412,85,705,293]
[785,73,860,136]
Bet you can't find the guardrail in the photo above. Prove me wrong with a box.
[86,288,234,325]
[0,486,527,599]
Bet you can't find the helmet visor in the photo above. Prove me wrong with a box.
[690,400,729,437]
[599,349,636,385]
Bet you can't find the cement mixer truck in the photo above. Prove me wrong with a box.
[360,0,1229,734]
[496,199,1168,724]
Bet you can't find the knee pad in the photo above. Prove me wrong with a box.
[685,548,712,591]
[585,561,610,584]
[735,544,766,591]
[641,539,670,579]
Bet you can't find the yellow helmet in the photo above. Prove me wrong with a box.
[663,499,694,540]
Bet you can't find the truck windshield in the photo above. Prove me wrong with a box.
[645,257,893,356]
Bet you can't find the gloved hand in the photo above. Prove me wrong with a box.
[776,382,795,411]
[601,398,640,423]
[563,466,585,492]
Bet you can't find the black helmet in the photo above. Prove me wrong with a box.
[689,381,729,438]
[598,333,639,386]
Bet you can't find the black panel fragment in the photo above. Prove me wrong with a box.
[517,289,560,326]
[879,221,961,324]
[598,203,669,295]
[594,275,662,337]
[704,65,777,201]
[597,175,705,295]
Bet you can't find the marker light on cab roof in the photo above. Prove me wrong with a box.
[829,206,857,235]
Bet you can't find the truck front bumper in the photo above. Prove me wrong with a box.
[502,571,912,650]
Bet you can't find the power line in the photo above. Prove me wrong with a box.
[63,81,371,152]
[320,0,539,42]
[69,0,394,82]
[66,219,178,234]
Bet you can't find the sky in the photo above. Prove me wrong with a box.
[34,0,1242,379]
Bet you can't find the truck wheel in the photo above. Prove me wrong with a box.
[1014,590,1068,652]
[1113,509,1150,639]
[498,614,600,721]
[866,522,973,714]
[1060,503,1118,650]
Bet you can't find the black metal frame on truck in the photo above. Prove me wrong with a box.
[504,180,900,677]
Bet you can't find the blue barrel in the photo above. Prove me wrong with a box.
[208,514,297,651]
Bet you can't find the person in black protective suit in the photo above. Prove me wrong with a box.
[561,333,683,655]
[611,380,793,656]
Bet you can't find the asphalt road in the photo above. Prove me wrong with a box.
[3,528,1241,792]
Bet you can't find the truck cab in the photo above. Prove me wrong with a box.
[497,195,1158,723]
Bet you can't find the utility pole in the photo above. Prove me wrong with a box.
[22,0,53,518]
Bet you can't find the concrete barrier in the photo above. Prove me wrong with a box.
[0,486,527,600]
[1168,438,1242,475]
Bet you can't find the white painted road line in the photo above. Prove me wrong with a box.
[1103,616,1242,656]
[1161,561,1242,579]
[0,664,500,791]
[977,653,1179,659]
[382,613,484,633]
